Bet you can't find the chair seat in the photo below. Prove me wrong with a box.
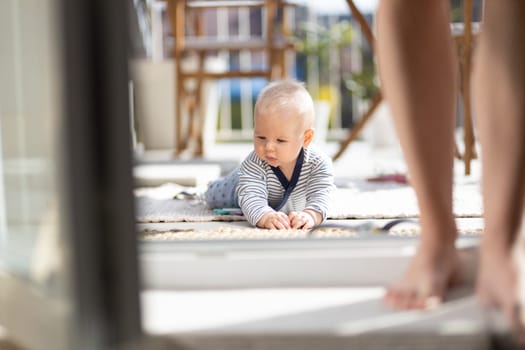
[182,37,294,51]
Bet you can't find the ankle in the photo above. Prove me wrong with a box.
[481,228,519,255]
[418,216,458,247]
[418,227,458,252]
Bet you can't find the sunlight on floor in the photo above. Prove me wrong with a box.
[142,287,385,334]
[141,285,501,339]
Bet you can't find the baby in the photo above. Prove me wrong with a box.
[204,80,334,229]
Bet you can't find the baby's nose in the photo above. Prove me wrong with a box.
[265,141,275,150]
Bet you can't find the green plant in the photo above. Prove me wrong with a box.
[295,20,354,87]
[345,62,379,101]
[296,19,379,102]
[296,20,354,59]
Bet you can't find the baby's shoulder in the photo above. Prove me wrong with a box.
[304,146,332,166]
[239,150,270,175]
[242,150,266,166]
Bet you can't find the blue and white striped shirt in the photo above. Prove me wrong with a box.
[236,146,335,226]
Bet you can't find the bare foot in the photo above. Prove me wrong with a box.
[383,241,462,310]
[476,242,525,343]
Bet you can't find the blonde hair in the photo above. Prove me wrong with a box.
[254,80,315,128]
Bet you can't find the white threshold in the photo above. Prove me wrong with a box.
[138,235,518,349]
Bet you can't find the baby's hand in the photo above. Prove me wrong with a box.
[289,211,316,229]
[257,211,291,229]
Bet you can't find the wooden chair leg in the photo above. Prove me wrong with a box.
[332,0,380,162]
[461,0,476,175]
[338,0,478,176]
[333,92,382,161]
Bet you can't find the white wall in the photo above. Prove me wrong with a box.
[130,59,176,151]
[130,57,225,153]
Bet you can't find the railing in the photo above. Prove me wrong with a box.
[134,1,369,144]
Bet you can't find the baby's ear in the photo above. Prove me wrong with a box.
[303,128,315,147]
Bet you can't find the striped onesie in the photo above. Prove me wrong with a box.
[204,146,335,226]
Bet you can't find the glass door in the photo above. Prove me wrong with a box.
[0,0,142,349]
[0,0,72,348]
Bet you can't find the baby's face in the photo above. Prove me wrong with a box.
[253,108,308,170]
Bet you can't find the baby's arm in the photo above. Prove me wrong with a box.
[303,153,335,225]
[237,153,277,227]
[289,209,321,229]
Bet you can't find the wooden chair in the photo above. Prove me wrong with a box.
[452,0,480,175]
[164,0,296,157]
[333,0,479,176]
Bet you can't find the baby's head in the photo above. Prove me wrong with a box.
[252,80,316,169]
[254,79,315,132]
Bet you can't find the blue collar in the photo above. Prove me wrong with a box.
[270,148,304,211]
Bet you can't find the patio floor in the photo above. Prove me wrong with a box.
[132,140,519,350]
[133,139,483,233]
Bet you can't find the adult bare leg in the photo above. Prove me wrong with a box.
[474,0,525,334]
[376,0,460,309]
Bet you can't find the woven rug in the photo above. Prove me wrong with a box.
[142,223,483,241]
[135,180,483,223]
